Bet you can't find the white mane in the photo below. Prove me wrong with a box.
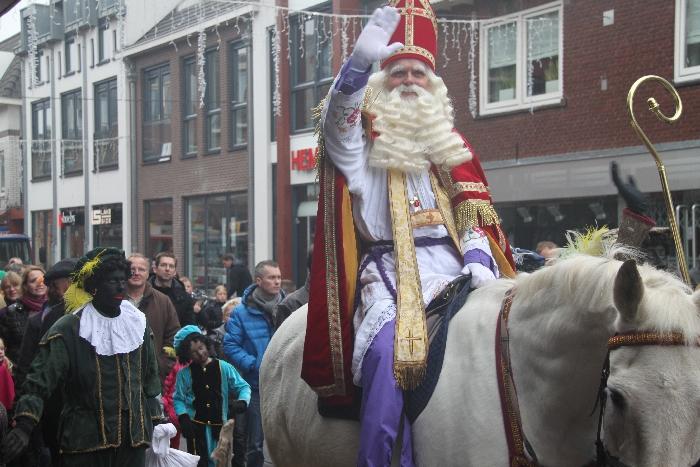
[514,248,700,344]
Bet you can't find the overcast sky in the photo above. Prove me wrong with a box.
[0,0,31,42]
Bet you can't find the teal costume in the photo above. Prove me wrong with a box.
[173,358,251,467]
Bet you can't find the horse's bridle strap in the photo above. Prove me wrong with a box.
[608,331,693,350]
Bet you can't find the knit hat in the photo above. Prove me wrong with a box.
[381,0,438,71]
[174,325,202,352]
[63,247,126,313]
[44,258,79,282]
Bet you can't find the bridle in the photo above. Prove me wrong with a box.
[594,332,700,467]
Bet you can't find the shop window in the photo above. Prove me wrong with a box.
[185,193,248,294]
[32,210,54,270]
[31,98,51,180]
[145,199,173,260]
[480,2,562,115]
[183,56,197,158]
[676,0,700,82]
[59,207,85,259]
[61,89,83,176]
[92,203,122,249]
[205,49,221,152]
[230,41,248,149]
[94,78,118,170]
[143,63,172,162]
[290,14,333,133]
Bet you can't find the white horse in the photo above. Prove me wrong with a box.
[260,252,700,467]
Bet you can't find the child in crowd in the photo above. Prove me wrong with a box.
[210,298,241,360]
[0,337,13,410]
[197,285,227,335]
[163,360,188,449]
[173,325,251,467]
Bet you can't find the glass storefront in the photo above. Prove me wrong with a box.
[92,203,122,249]
[291,183,319,287]
[32,210,54,269]
[146,199,173,260]
[185,193,248,294]
[59,207,85,259]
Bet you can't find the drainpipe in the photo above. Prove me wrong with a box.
[125,57,137,253]
[82,32,90,254]
[19,58,28,238]
[243,30,254,270]
[50,47,58,263]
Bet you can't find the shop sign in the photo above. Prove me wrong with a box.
[92,208,112,225]
[58,212,76,227]
[291,147,318,171]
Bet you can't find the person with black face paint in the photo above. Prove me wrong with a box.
[0,247,162,467]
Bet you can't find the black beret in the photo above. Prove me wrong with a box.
[44,258,79,281]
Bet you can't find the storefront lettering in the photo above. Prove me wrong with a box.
[291,147,318,171]
[59,212,75,226]
[92,208,112,225]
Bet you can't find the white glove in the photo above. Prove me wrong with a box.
[349,6,404,70]
[462,263,496,288]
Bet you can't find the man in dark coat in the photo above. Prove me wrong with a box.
[147,252,196,326]
[222,253,252,299]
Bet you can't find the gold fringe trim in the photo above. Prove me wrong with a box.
[454,199,499,231]
[163,346,176,358]
[394,364,427,391]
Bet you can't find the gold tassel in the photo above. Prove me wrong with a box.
[163,346,176,357]
[394,364,427,391]
[454,200,500,231]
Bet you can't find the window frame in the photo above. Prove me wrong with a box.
[64,36,80,76]
[94,77,119,171]
[31,98,52,181]
[61,88,83,176]
[289,13,334,134]
[230,40,248,150]
[98,18,112,64]
[479,1,563,116]
[182,54,198,159]
[675,0,700,83]
[142,62,172,163]
[205,48,221,153]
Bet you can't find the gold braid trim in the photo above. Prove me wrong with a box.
[454,199,500,231]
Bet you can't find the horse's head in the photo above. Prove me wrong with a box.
[604,259,700,467]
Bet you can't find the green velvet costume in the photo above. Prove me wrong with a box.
[14,307,161,456]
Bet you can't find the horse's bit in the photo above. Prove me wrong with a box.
[593,332,700,467]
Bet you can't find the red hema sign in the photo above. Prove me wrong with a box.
[291,147,318,171]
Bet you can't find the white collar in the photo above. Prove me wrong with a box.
[76,301,147,356]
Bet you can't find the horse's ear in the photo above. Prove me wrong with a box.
[613,259,644,320]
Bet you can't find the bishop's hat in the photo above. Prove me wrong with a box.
[381,0,438,71]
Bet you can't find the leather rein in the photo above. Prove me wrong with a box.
[497,289,700,467]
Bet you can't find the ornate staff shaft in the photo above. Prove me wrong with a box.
[626,75,690,286]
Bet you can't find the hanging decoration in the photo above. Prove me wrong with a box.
[27,1,38,87]
[272,19,282,117]
[197,1,207,109]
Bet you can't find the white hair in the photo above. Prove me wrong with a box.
[365,63,472,173]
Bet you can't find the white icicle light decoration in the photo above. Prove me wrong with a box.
[197,21,207,108]
[272,22,282,117]
[27,2,38,87]
[468,22,477,119]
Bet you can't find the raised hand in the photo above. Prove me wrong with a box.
[611,161,647,216]
[349,6,403,70]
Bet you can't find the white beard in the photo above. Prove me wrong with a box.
[366,74,472,173]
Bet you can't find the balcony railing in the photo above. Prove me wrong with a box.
[94,137,118,171]
[61,140,83,175]
[30,141,51,180]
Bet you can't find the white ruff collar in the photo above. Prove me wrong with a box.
[76,301,147,356]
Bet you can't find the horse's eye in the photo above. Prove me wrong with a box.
[608,389,626,409]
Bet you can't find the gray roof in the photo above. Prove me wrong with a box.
[0,33,20,99]
[134,0,250,46]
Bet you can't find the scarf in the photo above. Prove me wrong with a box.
[248,287,282,316]
[22,294,48,313]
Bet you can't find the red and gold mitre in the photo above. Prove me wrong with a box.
[381,0,438,71]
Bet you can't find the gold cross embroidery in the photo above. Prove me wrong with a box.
[405,329,422,354]
[391,0,437,46]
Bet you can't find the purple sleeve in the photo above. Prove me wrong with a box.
[463,249,493,271]
[336,58,372,95]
